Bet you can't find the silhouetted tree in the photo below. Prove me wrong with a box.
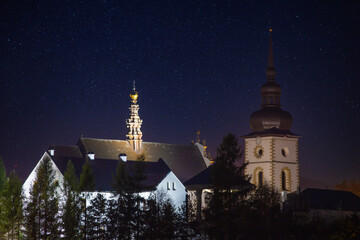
[24,156,60,239]
[204,133,250,239]
[62,160,81,239]
[79,159,95,239]
[0,157,6,193]
[111,160,135,239]
[86,193,108,240]
[0,170,24,240]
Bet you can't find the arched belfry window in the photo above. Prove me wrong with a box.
[258,171,263,188]
[281,171,286,191]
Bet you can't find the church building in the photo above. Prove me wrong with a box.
[23,81,210,208]
[243,29,300,193]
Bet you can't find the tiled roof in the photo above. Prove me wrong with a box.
[74,138,207,182]
[285,188,360,212]
[50,145,171,192]
[184,164,252,190]
[141,142,207,182]
[77,138,138,160]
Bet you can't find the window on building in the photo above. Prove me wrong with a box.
[172,182,176,190]
[167,182,170,190]
[258,171,263,187]
[281,171,286,191]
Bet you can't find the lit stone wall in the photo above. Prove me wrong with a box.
[245,136,299,192]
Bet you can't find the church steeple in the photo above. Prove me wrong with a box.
[126,80,143,152]
[261,28,281,108]
[249,28,293,132]
[266,28,276,82]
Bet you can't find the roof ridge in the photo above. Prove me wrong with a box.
[80,137,129,142]
[142,141,195,147]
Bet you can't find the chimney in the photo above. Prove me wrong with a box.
[48,149,55,156]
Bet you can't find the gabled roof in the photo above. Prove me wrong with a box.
[141,142,207,182]
[285,188,360,212]
[77,138,138,160]
[49,145,172,192]
[184,164,252,191]
[72,137,207,182]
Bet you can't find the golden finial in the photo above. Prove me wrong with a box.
[197,130,200,143]
[130,80,139,103]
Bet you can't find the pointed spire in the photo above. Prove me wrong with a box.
[266,28,276,82]
[127,81,142,152]
[267,28,274,69]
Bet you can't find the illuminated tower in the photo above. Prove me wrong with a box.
[243,29,300,193]
[126,81,143,152]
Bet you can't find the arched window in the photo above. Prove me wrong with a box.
[258,171,263,188]
[281,171,286,191]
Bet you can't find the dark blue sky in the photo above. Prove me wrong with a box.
[1,0,359,186]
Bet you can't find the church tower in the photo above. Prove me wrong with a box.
[243,29,300,193]
[126,81,143,153]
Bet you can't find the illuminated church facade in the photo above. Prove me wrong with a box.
[23,81,210,209]
[243,29,300,193]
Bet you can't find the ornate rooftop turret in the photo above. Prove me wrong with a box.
[126,80,143,152]
[249,28,293,133]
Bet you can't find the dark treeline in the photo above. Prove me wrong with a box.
[1,135,360,239]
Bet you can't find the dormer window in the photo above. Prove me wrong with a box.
[87,152,95,160]
[119,153,127,162]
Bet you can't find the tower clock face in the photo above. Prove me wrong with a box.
[253,145,264,159]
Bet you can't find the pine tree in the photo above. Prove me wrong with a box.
[62,160,81,240]
[111,161,134,239]
[0,157,6,193]
[0,157,6,237]
[86,193,107,240]
[24,156,60,239]
[205,133,249,239]
[0,170,24,240]
[79,160,95,192]
[79,159,95,240]
[131,154,146,238]
[110,155,147,240]
[159,198,177,239]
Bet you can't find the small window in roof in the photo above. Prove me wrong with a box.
[87,152,95,160]
[119,153,127,162]
[172,182,176,190]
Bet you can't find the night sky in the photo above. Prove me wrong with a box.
[1,1,359,186]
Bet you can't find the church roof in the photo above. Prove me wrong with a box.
[50,137,208,183]
[184,164,252,190]
[242,127,301,138]
[48,145,172,192]
[284,188,360,212]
